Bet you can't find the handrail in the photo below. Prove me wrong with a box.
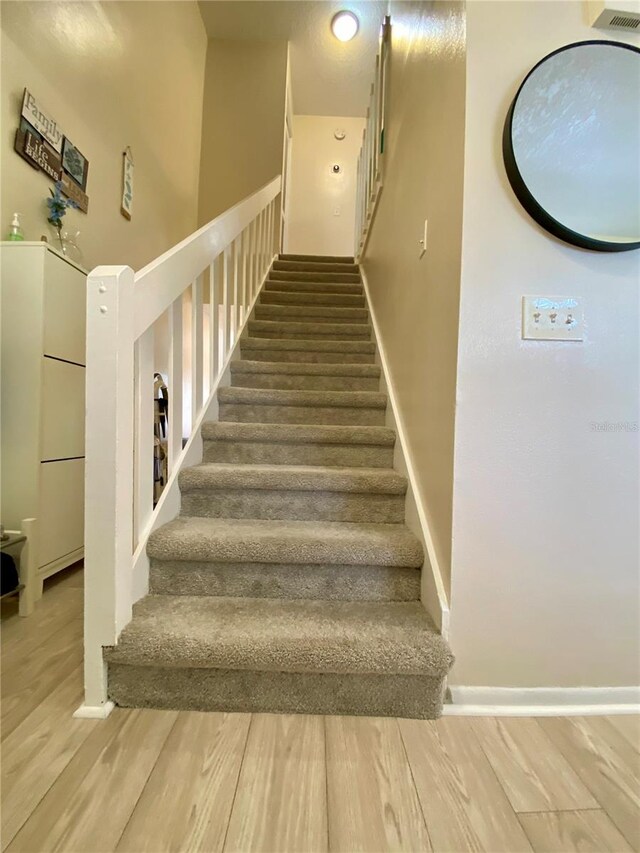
[355,15,390,258]
[134,176,281,339]
[81,175,282,713]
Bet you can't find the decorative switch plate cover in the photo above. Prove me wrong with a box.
[522,296,584,341]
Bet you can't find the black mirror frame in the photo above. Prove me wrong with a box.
[503,39,640,253]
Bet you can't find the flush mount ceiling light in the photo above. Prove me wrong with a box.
[331,10,359,42]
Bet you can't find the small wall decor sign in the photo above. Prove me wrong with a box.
[15,117,63,181]
[61,137,88,190]
[121,147,134,220]
[15,88,89,212]
[21,89,63,153]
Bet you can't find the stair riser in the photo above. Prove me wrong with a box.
[266,280,363,295]
[202,440,394,468]
[246,328,371,342]
[254,305,369,323]
[269,271,361,283]
[219,403,386,426]
[260,291,365,308]
[240,348,375,364]
[149,560,419,601]
[230,373,379,391]
[273,261,359,274]
[108,665,446,719]
[180,490,405,524]
[280,254,354,263]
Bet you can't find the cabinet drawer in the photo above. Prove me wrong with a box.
[43,251,86,365]
[41,357,85,461]
[39,458,84,569]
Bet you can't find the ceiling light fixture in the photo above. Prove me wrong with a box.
[331,10,359,42]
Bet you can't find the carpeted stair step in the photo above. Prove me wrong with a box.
[247,319,371,341]
[254,303,369,323]
[218,386,387,426]
[260,289,365,308]
[240,337,375,364]
[106,596,453,718]
[179,463,406,523]
[230,360,380,391]
[202,422,396,467]
[273,260,359,275]
[269,270,361,284]
[279,253,354,263]
[146,516,422,602]
[265,279,363,295]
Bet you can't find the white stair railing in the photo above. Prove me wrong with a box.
[81,176,282,712]
[355,15,391,259]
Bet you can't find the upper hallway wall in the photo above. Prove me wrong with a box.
[0,1,207,271]
[360,1,467,594]
[449,1,640,688]
[286,115,365,257]
[197,39,288,225]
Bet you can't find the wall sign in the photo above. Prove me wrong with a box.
[14,88,89,213]
[21,89,63,153]
[121,147,134,220]
[15,118,62,181]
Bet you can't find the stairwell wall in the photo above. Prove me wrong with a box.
[0,1,207,270]
[360,1,467,595]
[448,0,640,691]
[197,39,288,226]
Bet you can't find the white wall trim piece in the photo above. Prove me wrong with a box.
[73,701,115,719]
[445,685,640,715]
[360,267,450,636]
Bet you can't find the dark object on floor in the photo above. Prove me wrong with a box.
[1,552,19,595]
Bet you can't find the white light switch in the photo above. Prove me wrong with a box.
[333,207,341,217]
[522,296,584,341]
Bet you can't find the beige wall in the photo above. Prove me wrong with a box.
[198,39,287,225]
[286,115,365,257]
[361,1,467,592]
[1,1,207,271]
[449,1,640,688]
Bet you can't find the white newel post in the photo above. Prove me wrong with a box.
[78,265,135,716]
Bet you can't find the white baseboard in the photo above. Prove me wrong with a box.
[73,700,115,719]
[445,685,640,716]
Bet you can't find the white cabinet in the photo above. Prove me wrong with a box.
[1,242,87,594]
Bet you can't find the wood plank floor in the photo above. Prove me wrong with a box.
[1,567,638,853]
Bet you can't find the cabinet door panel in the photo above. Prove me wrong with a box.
[43,252,86,365]
[39,458,84,569]
[41,358,85,461]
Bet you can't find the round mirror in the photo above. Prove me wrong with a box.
[503,40,640,252]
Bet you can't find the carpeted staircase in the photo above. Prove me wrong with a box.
[106,255,454,718]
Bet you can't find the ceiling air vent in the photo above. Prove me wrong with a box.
[586,1,640,30]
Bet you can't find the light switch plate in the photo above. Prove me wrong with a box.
[522,296,584,341]
[419,219,427,258]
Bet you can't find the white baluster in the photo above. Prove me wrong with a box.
[191,274,203,426]
[209,260,219,388]
[168,294,183,475]
[134,325,155,545]
[223,245,232,359]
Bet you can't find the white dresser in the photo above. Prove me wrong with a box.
[1,242,86,597]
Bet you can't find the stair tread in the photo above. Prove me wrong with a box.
[231,361,380,377]
[201,422,395,446]
[248,320,371,335]
[242,337,375,353]
[280,253,355,263]
[147,517,423,567]
[180,463,406,494]
[105,595,452,677]
[218,386,386,408]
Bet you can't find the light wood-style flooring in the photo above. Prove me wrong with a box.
[2,566,638,852]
